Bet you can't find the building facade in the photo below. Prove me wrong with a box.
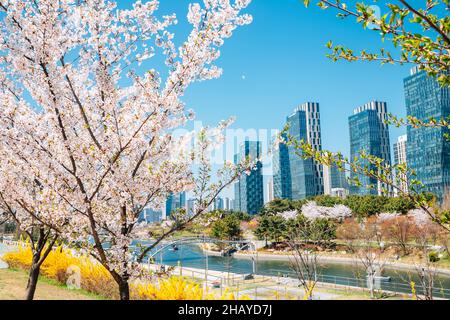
[296,102,324,195]
[224,197,232,211]
[393,134,408,195]
[234,141,264,214]
[139,207,163,224]
[273,103,324,200]
[324,154,348,196]
[266,178,274,203]
[187,199,196,217]
[349,101,391,196]
[272,134,292,199]
[165,192,186,217]
[286,105,323,199]
[404,68,450,201]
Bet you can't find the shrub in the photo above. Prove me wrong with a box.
[428,251,440,263]
[131,277,245,300]
[2,243,247,300]
[3,243,117,298]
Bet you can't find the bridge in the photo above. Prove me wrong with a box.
[141,236,257,259]
[133,236,259,274]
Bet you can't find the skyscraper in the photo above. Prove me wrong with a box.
[297,102,324,195]
[393,134,408,195]
[165,191,186,217]
[209,197,224,211]
[224,197,232,211]
[266,178,274,203]
[139,207,163,224]
[273,134,292,199]
[187,199,196,217]
[234,140,264,214]
[404,68,450,201]
[286,104,323,199]
[324,154,348,195]
[273,103,324,200]
[349,101,391,196]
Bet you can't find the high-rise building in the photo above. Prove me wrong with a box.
[209,197,224,211]
[234,140,264,214]
[266,178,274,203]
[349,101,391,196]
[187,199,196,217]
[297,102,324,195]
[224,197,232,211]
[165,191,186,217]
[404,68,450,201]
[393,134,408,195]
[286,104,324,199]
[272,134,292,199]
[138,207,163,224]
[273,103,324,200]
[323,154,348,195]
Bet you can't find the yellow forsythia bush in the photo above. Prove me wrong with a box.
[3,244,117,299]
[3,244,247,300]
[131,277,246,300]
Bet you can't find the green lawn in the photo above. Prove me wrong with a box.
[0,268,106,300]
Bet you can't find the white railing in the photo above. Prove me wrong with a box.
[0,239,19,247]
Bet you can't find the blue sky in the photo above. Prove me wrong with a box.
[150,0,410,154]
[121,0,417,200]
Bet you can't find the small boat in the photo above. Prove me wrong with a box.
[368,275,392,282]
[170,245,179,251]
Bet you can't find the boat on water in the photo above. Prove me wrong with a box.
[368,275,392,282]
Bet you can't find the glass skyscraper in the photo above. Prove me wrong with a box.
[234,140,264,214]
[165,191,186,217]
[330,163,348,190]
[393,134,408,195]
[273,103,324,200]
[273,134,292,199]
[297,102,324,195]
[287,108,316,199]
[404,68,450,201]
[348,101,391,195]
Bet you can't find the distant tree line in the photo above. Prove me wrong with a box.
[259,194,431,218]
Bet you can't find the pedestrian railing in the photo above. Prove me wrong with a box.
[267,268,450,299]
[0,239,19,247]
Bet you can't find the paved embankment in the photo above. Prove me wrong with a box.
[200,245,450,276]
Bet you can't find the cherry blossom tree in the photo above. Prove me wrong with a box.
[301,201,352,221]
[0,147,68,300]
[0,0,252,300]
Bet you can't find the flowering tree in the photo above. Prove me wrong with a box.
[0,0,252,300]
[0,141,68,300]
[301,201,352,221]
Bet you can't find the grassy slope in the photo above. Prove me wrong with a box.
[0,268,105,300]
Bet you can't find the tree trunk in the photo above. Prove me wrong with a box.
[118,279,130,300]
[25,255,41,300]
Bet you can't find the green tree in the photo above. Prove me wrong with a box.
[255,215,288,244]
[383,196,416,214]
[210,214,242,241]
[259,198,295,216]
[343,195,389,218]
[313,195,344,207]
[289,215,336,247]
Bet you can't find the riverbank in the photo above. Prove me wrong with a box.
[199,244,450,276]
[145,261,410,300]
